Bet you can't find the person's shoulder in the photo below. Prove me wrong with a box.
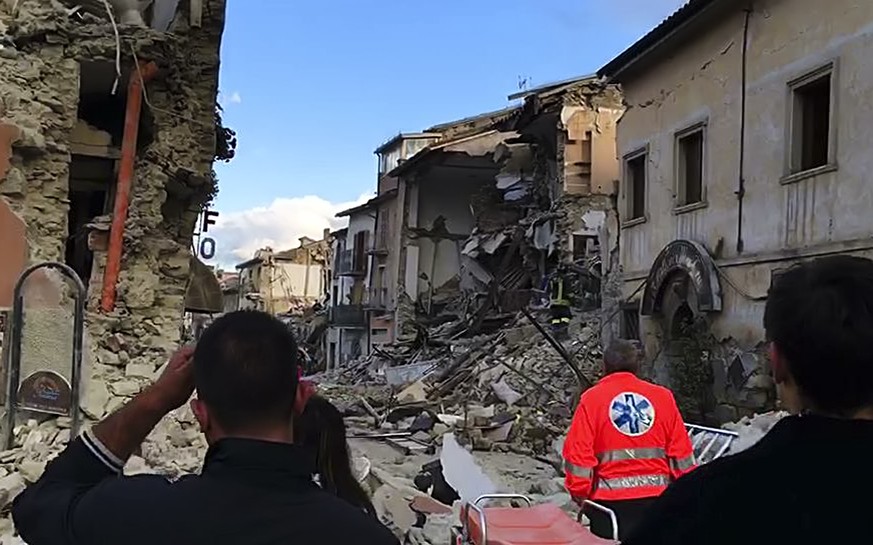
[670,440,770,498]
[309,491,397,542]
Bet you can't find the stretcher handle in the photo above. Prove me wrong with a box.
[461,494,533,545]
[578,500,619,542]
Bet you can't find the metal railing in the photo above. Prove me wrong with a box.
[685,423,738,464]
[366,287,389,309]
[329,305,366,327]
[335,250,366,276]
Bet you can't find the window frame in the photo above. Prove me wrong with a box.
[783,61,839,183]
[621,146,649,228]
[673,121,708,213]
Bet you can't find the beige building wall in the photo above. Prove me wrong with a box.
[612,0,873,419]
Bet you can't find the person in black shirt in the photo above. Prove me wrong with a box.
[623,255,873,545]
[12,310,398,545]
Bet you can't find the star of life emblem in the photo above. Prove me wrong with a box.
[610,391,656,437]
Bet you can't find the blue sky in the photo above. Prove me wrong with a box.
[209,0,686,266]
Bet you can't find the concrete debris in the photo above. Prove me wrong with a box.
[440,433,497,503]
[723,411,789,455]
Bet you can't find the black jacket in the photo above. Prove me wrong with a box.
[623,414,873,545]
[12,434,398,545]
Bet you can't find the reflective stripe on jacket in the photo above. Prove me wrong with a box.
[562,372,697,502]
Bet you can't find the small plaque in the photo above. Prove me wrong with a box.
[17,370,72,416]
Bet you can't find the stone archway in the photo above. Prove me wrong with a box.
[643,241,721,424]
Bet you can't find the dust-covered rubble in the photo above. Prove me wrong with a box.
[0,401,792,544]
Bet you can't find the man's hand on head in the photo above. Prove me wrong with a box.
[145,345,196,414]
[92,345,196,463]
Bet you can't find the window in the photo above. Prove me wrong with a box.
[789,65,833,174]
[624,150,647,221]
[676,126,705,206]
[403,138,430,158]
[620,304,641,341]
[352,230,369,274]
[379,146,401,174]
[572,234,599,263]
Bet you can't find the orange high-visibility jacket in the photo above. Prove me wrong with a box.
[562,372,697,502]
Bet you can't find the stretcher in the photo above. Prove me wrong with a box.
[452,494,619,545]
[450,426,737,545]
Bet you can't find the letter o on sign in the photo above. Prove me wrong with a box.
[199,237,216,260]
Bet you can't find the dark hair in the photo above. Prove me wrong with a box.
[194,310,299,432]
[764,255,873,415]
[295,395,376,517]
[603,339,641,374]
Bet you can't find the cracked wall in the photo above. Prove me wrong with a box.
[612,0,873,421]
[0,0,226,421]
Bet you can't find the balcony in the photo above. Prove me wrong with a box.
[330,305,366,328]
[365,287,389,310]
[335,249,367,277]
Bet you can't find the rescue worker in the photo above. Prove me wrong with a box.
[562,339,696,540]
[548,267,572,339]
[622,256,873,545]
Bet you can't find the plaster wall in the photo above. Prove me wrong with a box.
[616,0,873,349]
[414,177,478,297]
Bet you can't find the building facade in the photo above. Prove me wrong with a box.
[0,0,227,421]
[325,198,379,369]
[599,0,873,423]
[236,235,328,316]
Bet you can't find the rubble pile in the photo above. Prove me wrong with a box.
[315,311,605,463]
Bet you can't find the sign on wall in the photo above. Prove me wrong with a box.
[193,209,219,261]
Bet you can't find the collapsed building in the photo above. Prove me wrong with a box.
[235,234,329,315]
[0,0,227,423]
[372,76,623,342]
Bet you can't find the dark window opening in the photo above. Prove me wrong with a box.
[77,61,155,155]
[572,234,599,263]
[626,154,646,220]
[677,130,704,205]
[620,305,641,341]
[65,156,115,287]
[793,73,831,173]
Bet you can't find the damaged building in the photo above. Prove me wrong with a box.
[369,76,622,341]
[598,0,873,424]
[0,0,227,422]
[235,234,329,316]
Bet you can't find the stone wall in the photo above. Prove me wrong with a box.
[0,0,226,421]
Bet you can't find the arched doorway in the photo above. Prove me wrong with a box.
[642,241,721,424]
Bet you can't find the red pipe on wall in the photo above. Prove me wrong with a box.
[100,61,159,313]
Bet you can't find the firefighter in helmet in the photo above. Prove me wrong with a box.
[548,265,572,338]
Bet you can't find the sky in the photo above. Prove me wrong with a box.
[207,0,688,267]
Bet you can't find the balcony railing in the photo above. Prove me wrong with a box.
[365,287,389,310]
[330,305,366,327]
[335,249,366,277]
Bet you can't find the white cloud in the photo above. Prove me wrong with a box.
[218,90,243,106]
[205,194,371,267]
